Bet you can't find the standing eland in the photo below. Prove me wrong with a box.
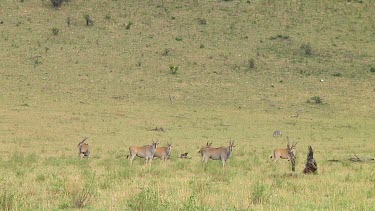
[153,142,173,161]
[271,137,298,162]
[201,140,235,168]
[128,141,159,165]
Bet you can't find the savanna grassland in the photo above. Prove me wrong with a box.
[0,0,375,210]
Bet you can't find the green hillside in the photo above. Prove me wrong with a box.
[0,0,374,210]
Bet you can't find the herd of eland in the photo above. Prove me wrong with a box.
[76,130,302,170]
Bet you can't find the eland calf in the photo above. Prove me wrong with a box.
[153,142,173,161]
[201,140,235,168]
[77,137,90,159]
[271,139,298,162]
[128,141,159,165]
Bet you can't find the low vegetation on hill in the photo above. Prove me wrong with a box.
[0,0,374,209]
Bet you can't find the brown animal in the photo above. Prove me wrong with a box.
[77,137,90,159]
[201,141,235,168]
[198,142,212,156]
[128,141,159,165]
[271,138,298,162]
[153,143,173,161]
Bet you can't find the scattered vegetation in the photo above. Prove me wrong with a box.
[50,0,64,8]
[247,58,255,69]
[52,27,59,36]
[162,48,171,56]
[300,43,313,55]
[169,65,178,74]
[307,96,323,104]
[84,15,93,26]
[125,22,133,30]
[270,34,289,40]
[332,72,343,77]
[197,18,207,25]
[1,0,374,210]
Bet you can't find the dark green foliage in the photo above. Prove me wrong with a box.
[50,0,64,7]
[52,27,59,35]
[308,96,323,104]
[332,72,343,77]
[248,58,255,69]
[181,195,209,211]
[125,22,133,30]
[370,67,375,73]
[169,65,178,74]
[300,43,313,55]
[162,48,171,56]
[270,34,289,40]
[197,18,207,25]
[84,15,93,26]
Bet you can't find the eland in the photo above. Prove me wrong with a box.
[201,140,235,168]
[153,142,173,161]
[128,141,159,165]
[271,138,298,162]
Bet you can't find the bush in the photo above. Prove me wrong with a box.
[370,67,375,73]
[332,72,342,77]
[300,43,312,55]
[52,28,59,35]
[169,65,178,75]
[251,182,269,204]
[84,15,93,26]
[50,0,64,7]
[248,58,255,69]
[307,96,323,104]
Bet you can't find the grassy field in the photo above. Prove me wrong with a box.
[1,0,375,210]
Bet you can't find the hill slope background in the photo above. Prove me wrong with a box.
[0,0,374,210]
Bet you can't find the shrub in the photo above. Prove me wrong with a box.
[332,72,343,77]
[52,27,59,35]
[125,22,133,30]
[370,67,375,73]
[197,18,207,25]
[84,15,93,26]
[307,96,323,104]
[181,195,209,210]
[162,48,171,56]
[50,0,64,7]
[300,43,312,55]
[169,65,178,74]
[247,58,255,69]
